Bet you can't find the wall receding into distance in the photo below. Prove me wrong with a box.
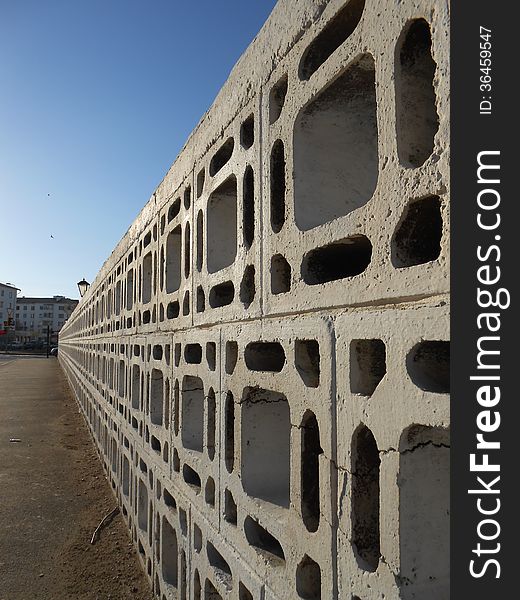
[59,1,450,598]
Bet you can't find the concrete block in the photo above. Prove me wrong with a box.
[58,1,450,598]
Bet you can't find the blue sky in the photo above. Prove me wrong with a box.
[0,0,277,299]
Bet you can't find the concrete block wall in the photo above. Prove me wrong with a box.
[59,0,450,598]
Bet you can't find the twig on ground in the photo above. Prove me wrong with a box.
[90,507,119,545]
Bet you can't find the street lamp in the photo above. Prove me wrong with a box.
[77,278,90,298]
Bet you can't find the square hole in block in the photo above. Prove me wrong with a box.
[240,114,254,149]
[295,340,320,387]
[181,375,204,451]
[207,176,237,273]
[392,195,442,267]
[161,517,178,588]
[294,54,378,231]
[150,368,164,425]
[241,387,290,507]
[350,339,386,396]
[224,489,237,525]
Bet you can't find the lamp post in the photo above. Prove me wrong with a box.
[77,278,90,298]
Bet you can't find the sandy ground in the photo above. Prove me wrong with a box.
[0,356,154,600]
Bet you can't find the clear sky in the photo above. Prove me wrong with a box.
[0,0,277,300]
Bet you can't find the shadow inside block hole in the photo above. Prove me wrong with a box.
[399,426,449,600]
[240,114,254,150]
[167,301,179,320]
[351,424,380,572]
[196,286,205,313]
[350,339,386,395]
[295,339,320,388]
[166,226,182,294]
[301,410,322,533]
[206,342,216,371]
[407,340,449,393]
[301,236,372,285]
[225,341,238,375]
[224,489,237,525]
[206,387,216,460]
[296,554,322,600]
[239,582,253,600]
[244,516,285,563]
[269,74,288,124]
[392,195,442,267]
[183,463,201,492]
[184,343,202,364]
[395,19,439,168]
[207,176,237,273]
[224,392,235,473]
[150,369,163,426]
[210,137,234,177]
[205,476,215,507]
[193,570,201,600]
[207,542,232,587]
[271,254,291,295]
[168,197,180,223]
[294,54,378,231]
[161,517,178,588]
[270,140,286,233]
[299,0,366,80]
[240,265,255,309]
[205,579,223,600]
[181,375,204,451]
[209,281,235,308]
[244,341,285,372]
[241,387,290,507]
[194,523,202,552]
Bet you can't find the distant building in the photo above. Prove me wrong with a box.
[0,282,19,336]
[15,295,78,344]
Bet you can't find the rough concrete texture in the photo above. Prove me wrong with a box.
[59,0,450,598]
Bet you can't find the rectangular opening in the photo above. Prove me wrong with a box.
[350,339,386,395]
[131,365,140,409]
[150,368,164,426]
[244,516,285,563]
[209,281,234,308]
[184,343,202,364]
[295,340,320,388]
[126,269,134,310]
[301,236,372,285]
[399,426,449,598]
[161,517,178,587]
[294,54,378,230]
[181,375,204,452]
[138,479,148,532]
[241,387,290,507]
[242,166,254,248]
[142,252,153,304]
[299,0,365,79]
[122,455,130,496]
[210,137,234,176]
[244,342,285,372]
[396,19,439,168]
[166,226,182,293]
[207,176,237,273]
[270,140,285,233]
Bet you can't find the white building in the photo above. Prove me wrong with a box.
[16,295,78,345]
[0,282,19,334]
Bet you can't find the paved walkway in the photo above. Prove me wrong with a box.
[0,357,153,600]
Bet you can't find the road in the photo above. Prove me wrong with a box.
[0,356,153,600]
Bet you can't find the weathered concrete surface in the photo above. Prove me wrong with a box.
[0,356,153,600]
[59,1,450,598]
